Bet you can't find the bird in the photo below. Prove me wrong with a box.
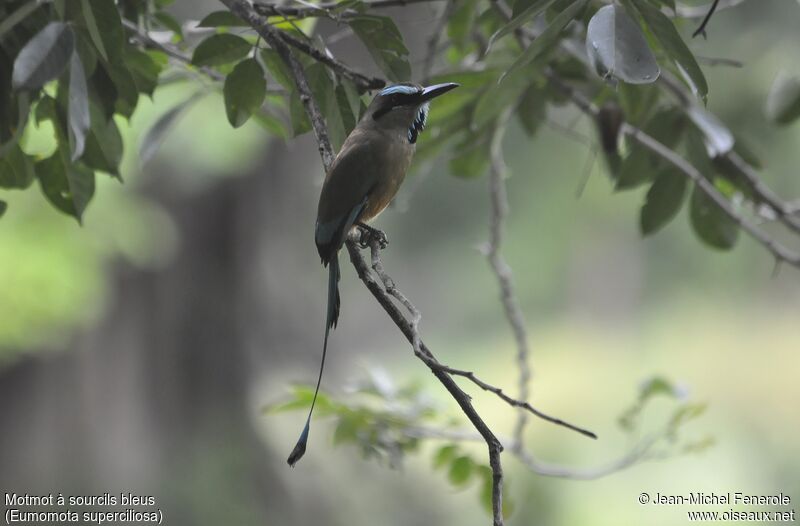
[287,82,459,467]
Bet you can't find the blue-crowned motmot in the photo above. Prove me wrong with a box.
[287,82,459,466]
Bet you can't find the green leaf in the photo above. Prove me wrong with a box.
[0,144,36,189]
[473,68,532,129]
[618,82,660,125]
[125,49,163,96]
[668,402,706,431]
[154,11,183,39]
[67,52,90,161]
[289,90,311,136]
[501,0,588,81]
[765,72,800,126]
[616,108,685,190]
[83,104,123,177]
[517,82,548,136]
[586,5,660,85]
[224,58,266,128]
[106,63,139,118]
[448,456,473,486]
[479,467,493,513]
[89,61,119,120]
[333,417,359,445]
[487,0,556,52]
[73,28,98,77]
[689,183,739,250]
[260,48,293,90]
[350,15,410,81]
[140,93,203,163]
[197,10,248,28]
[191,33,252,67]
[0,92,31,158]
[629,0,708,99]
[640,169,687,235]
[36,153,95,223]
[449,132,490,178]
[81,0,124,63]
[251,110,288,139]
[0,1,43,41]
[639,376,679,402]
[686,104,733,157]
[336,80,358,134]
[12,22,75,90]
[433,445,458,469]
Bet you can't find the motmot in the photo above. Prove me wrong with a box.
[288,82,459,466]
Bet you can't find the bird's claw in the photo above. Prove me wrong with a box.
[357,224,388,249]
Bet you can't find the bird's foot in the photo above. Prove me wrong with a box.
[356,222,388,249]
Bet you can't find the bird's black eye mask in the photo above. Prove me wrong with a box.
[372,85,422,120]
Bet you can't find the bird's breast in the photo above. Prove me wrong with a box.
[361,137,414,222]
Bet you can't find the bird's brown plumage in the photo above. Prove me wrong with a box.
[315,103,417,263]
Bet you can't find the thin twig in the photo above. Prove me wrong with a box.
[344,238,506,526]
[254,0,444,19]
[360,232,595,439]
[420,0,453,82]
[221,1,505,522]
[514,436,658,480]
[273,29,385,91]
[483,118,534,452]
[722,152,800,233]
[544,71,800,267]
[675,0,746,18]
[122,19,224,82]
[625,123,800,266]
[692,0,720,37]
[222,0,335,167]
[695,55,744,68]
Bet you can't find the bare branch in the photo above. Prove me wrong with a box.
[344,239,506,526]
[356,233,596,440]
[122,19,225,82]
[222,1,505,522]
[695,55,744,68]
[253,0,444,19]
[483,119,534,452]
[221,0,335,167]
[544,72,800,267]
[675,0,746,18]
[420,0,454,82]
[692,0,721,37]
[514,437,657,480]
[271,28,386,91]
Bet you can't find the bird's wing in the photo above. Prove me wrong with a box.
[315,130,382,262]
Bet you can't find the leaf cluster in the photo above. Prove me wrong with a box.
[3,0,799,251]
[0,0,167,221]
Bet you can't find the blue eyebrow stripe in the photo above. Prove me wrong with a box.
[380,85,420,96]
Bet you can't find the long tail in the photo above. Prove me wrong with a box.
[287,254,340,466]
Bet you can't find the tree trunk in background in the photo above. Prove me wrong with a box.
[0,7,443,524]
[0,137,320,522]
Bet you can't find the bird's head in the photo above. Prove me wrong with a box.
[366,82,459,143]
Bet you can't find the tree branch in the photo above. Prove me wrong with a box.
[221,0,335,167]
[220,1,506,522]
[253,0,444,19]
[344,238,505,526]
[356,234,596,440]
[483,118,534,452]
[420,0,454,82]
[544,72,800,267]
[691,0,721,37]
[271,28,386,91]
[122,19,225,82]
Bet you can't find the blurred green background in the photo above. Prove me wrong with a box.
[1,1,798,525]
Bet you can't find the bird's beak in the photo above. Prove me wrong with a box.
[419,82,459,102]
